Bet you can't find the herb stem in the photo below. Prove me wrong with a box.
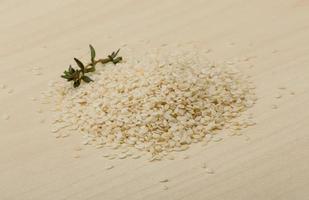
[61,45,122,88]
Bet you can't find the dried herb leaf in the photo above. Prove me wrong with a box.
[73,79,81,88]
[85,67,95,73]
[74,58,85,72]
[81,76,93,83]
[89,45,96,63]
[68,65,75,73]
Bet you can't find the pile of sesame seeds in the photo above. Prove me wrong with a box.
[43,46,257,161]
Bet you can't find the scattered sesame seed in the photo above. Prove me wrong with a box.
[160,179,169,183]
[201,162,207,169]
[2,114,10,120]
[102,153,110,158]
[167,155,175,160]
[105,165,114,170]
[120,148,129,153]
[126,152,133,157]
[37,109,43,114]
[7,89,14,94]
[74,146,82,151]
[278,86,286,90]
[163,185,169,190]
[82,140,89,145]
[118,154,127,159]
[0,84,6,89]
[61,133,69,138]
[205,167,214,174]
[212,137,223,142]
[132,155,141,159]
[271,105,278,109]
[108,154,116,160]
[34,71,42,76]
[73,154,80,159]
[275,94,282,99]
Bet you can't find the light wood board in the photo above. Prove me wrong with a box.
[0,0,308,199]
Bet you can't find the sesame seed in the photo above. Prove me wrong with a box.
[105,165,114,170]
[275,94,282,99]
[73,154,80,159]
[272,105,278,109]
[278,86,286,90]
[118,154,127,159]
[0,84,6,89]
[160,179,169,183]
[74,146,82,151]
[205,167,214,174]
[212,137,223,142]
[2,114,10,120]
[132,155,141,159]
[7,89,14,94]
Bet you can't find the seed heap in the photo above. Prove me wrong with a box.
[44,46,256,160]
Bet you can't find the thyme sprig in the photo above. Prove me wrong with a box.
[61,45,122,88]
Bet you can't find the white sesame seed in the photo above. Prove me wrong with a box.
[160,179,169,183]
[201,162,207,169]
[212,137,223,142]
[278,86,286,90]
[0,84,6,89]
[205,167,214,174]
[118,154,127,159]
[2,114,10,120]
[275,94,282,99]
[74,146,82,151]
[271,105,278,109]
[102,153,110,158]
[108,154,116,160]
[132,155,141,159]
[37,109,43,114]
[73,154,80,159]
[167,155,175,160]
[7,89,14,94]
[105,165,114,170]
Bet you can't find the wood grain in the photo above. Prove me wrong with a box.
[0,0,308,199]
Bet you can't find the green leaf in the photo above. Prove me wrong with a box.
[85,67,95,73]
[61,75,74,81]
[61,75,69,79]
[114,49,120,57]
[64,70,72,76]
[89,44,96,63]
[112,56,122,64]
[68,65,75,73]
[73,79,81,88]
[74,58,84,71]
[81,75,93,83]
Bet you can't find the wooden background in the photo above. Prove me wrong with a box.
[0,0,308,199]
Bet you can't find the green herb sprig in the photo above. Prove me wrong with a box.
[61,45,122,88]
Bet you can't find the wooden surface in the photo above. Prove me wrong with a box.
[1,0,309,199]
